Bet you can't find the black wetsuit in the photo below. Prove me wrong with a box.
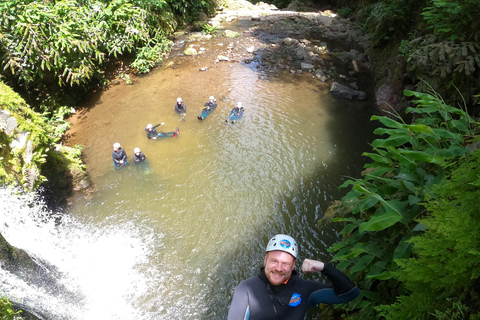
[227,264,359,320]
[133,152,146,163]
[175,102,186,114]
[204,101,217,110]
[146,129,158,139]
[112,148,127,165]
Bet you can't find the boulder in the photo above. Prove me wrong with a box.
[283,37,299,46]
[198,12,208,21]
[184,46,198,56]
[330,82,366,100]
[300,62,314,70]
[223,30,240,38]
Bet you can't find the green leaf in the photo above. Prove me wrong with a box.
[366,270,397,280]
[398,149,443,165]
[336,260,352,271]
[393,236,412,260]
[339,223,359,235]
[359,211,402,233]
[350,254,375,273]
[372,134,412,148]
[371,115,404,129]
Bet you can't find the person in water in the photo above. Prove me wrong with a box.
[112,142,128,169]
[145,123,179,139]
[203,96,217,111]
[227,234,359,320]
[133,147,146,163]
[227,102,244,122]
[175,97,186,114]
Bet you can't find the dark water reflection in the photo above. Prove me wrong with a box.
[64,19,378,319]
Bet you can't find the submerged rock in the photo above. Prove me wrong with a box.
[223,30,240,38]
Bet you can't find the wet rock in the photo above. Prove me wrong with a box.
[315,70,328,82]
[25,168,37,191]
[313,44,328,54]
[217,55,230,61]
[184,46,198,56]
[10,131,30,150]
[23,140,33,164]
[283,37,299,46]
[336,49,365,63]
[223,30,240,38]
[294,46,308,60]
[285,0,312,12]
[330,82,366,100]
[0,109,18,135]
[300,62,314,70]
[375,81,402,113]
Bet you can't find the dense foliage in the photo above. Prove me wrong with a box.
[400,0,480,109]
[324,89,479,319]
[344,0,480,109]
[377,149,480,319]
[0,0,215,109]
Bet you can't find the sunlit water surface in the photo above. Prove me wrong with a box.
[1,19,378,320]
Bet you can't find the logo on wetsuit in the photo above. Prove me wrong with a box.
[279,239,291,249]
[289,292,302,307]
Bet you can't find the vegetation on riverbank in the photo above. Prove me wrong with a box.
[0,0,216,110]
[340,0,479,112]
[320,88,480,319]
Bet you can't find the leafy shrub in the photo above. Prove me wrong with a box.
[358,0,420,47]
[337,7,354,18]
[376,149,480,319]
[201,23,218,34]
[400,0,480,108]
[0,0,177,106]
[326,89,476,319]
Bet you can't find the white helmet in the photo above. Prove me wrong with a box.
[113,142,121,149]
[146,124,153,129]
[266,234,298,259]
[134,147,140,153]
[209,96,215,100]
[237,102,242,108]
[177,97,182,102]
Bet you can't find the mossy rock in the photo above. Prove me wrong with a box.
[1,80,87,196]
[184,46,198,56]
[223,30,239,38]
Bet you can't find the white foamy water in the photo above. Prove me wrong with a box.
[0,188,164,320]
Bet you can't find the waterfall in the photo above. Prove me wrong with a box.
[0,187,160,320]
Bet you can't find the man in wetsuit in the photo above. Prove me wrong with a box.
[175,97,186,114]
[112,142,127,168]
[227,234,359,320]
[133,147,146,163]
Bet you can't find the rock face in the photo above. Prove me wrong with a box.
[1,81,88,196]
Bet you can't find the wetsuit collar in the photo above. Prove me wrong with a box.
[258,268,298,307]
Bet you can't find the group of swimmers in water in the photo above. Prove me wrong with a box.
[111,96,245,169]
